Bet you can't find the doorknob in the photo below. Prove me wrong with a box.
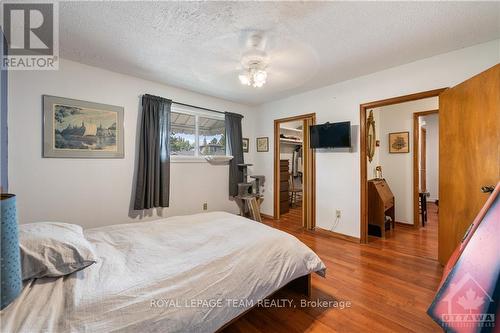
[480,185,495,193]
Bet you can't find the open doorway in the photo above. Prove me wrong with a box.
[273,113,316,230]
[278,120,303,222]
[415,110,439,230]
[360,89,444,260]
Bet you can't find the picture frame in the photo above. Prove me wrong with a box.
[256,137,269,152]
[389,131,410,153]
[242,138,249,153]
[43,95,124,158]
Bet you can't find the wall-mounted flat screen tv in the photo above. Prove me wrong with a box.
[310,121,351,148]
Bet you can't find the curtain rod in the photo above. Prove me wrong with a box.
[143,94,243,117]
[172,101,226,115]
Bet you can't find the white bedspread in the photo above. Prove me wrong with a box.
[1,212,326,333]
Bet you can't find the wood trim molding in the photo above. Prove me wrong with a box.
[273,113,316,229]
[302,115,317,230]
[414,109,440,117]
[394,221,415,228]
[329,231,360,244]
[273,113,316,124]
[360,105,368,243]
[413,109,438,229]
[314,228,360,243]
[261,213,275,220]
[360,88,447,109]
[273,120,280,220]
[359,89,446,243]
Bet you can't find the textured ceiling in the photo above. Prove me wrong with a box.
[59,2,500,105]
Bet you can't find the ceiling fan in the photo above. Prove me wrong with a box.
[190,29,318,92]
[238,33,269,88]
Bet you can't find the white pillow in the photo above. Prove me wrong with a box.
[19,222,97,280]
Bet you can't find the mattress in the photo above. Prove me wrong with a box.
[1,212,326,333]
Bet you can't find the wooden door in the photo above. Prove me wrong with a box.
[302,116,316,230]
[420,127,427,192]
[438,64,499,265]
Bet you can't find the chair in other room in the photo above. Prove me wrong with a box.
[289,173,303,207]
[419,192,428,226]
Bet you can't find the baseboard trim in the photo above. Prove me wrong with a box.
[261,213,275,220]
[395,221,414,228]
[315,228,360,243]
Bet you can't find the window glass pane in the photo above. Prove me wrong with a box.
[198,116,225,156]
[170,112,195,156]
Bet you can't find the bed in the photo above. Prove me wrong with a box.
[1,212,326,333]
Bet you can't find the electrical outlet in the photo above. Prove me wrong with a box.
[203,203,208,211]
[336,209,341,219]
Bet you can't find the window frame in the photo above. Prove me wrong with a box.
[170,104,227,162]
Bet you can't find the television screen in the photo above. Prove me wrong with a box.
[310,121,351,148]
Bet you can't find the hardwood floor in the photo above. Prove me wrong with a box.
[368,203,439,261]
[223,203,442,333]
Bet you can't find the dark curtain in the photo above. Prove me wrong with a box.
[225,112,244,197]
[134,94,172,210]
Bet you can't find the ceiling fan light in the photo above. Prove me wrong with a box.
[238,73,250,86]
[252,70,267,88]
[253,80,265,88]
[239,60,267,88]
[254,70,267,82]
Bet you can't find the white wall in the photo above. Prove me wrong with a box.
[422,114,439,201]
[9,39,499,234]
[377,97,438,225]
[9,59,257,228]
[254,40,499,238]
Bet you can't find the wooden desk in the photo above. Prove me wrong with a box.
[368,179,395,238]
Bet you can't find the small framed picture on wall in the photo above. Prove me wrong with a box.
[389,131,410,153]
[256,137,269,152]
[242,138,249,153]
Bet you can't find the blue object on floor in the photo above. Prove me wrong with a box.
[1,194,22,310]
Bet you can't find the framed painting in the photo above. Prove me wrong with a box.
[43,95,124,158]
[256,137,269,152]
[389,131,409,153]
[242,138,249,153]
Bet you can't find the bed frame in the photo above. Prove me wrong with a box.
[284,273,312,296]
[215,273,311,332]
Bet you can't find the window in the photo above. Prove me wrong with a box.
[198,116,225,156]
[170,105,225,158]
[170,112,196,156]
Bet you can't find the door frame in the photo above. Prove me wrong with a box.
[420,127,427,192]
[359,89,446,243]
[273,113,316,230]
[413,109,438,228]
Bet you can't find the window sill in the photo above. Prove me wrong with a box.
[170,156,233,163]
[170,156,208,163]
[205,155,233,163]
